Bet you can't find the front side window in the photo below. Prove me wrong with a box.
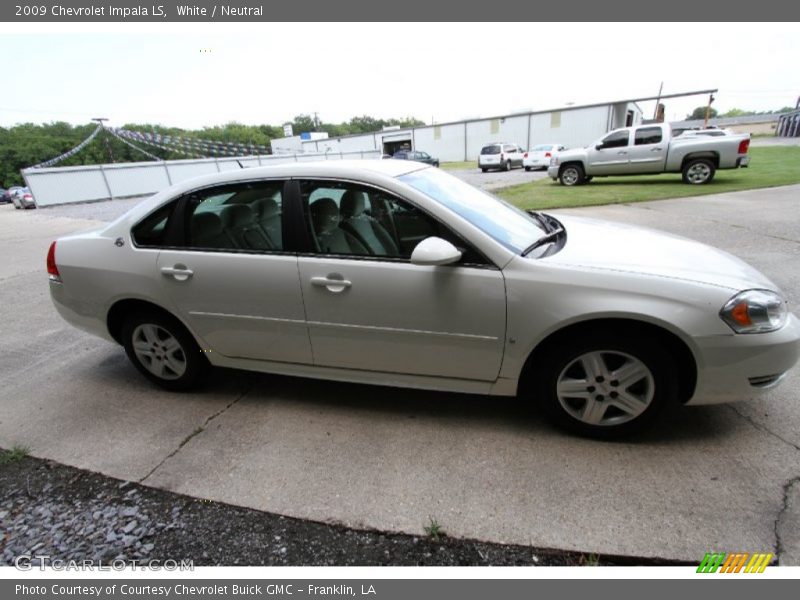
[634,127,663,146]
[598,130,629,149]
[181,181,284,252]
[300,180,485,264]
[399,167,545,255]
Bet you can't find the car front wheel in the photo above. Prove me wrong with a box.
[531,331,677,438]
[559,164,585,186]
[122,311,205,391]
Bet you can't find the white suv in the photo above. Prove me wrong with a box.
[479,142,525,172]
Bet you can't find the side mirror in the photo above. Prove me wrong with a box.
[410,237,462,266]
[595,143,604,150]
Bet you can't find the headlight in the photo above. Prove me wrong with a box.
[719,289,787,333]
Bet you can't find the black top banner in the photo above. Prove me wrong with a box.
[3,0,799,22]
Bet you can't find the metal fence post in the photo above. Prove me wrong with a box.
[98,164,114,201]
[163,162,172,185]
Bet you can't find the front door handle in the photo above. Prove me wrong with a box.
[617,151,628,155]
[650,147,664,152]
[311,276,352,293]
[161,265,194,281]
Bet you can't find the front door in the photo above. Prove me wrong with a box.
[586,129,631,175]
[152,180,312,364]
[296,179,507,381]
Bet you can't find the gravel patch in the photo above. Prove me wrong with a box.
[34,196,149,222]
[0,452,686,566]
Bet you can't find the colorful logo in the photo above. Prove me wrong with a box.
[697,552,773,573]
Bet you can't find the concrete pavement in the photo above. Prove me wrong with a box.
[0,185,798,562]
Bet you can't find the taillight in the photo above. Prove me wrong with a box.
[523,152,528,158]
[738,139,750,154]
[47,241,61,282]
[500,153,504,160]
[545,152,552,158]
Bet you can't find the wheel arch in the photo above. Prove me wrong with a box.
[517,317,698,404]
[681,151,719,170]
[107,298,196,346]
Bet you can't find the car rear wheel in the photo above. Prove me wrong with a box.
[559,164,585,186]
[504,161,512,171]
[480,167,488,173]
[682,158,716,184]
[530,331,677,438]
[122,311,205,391]
[524,166,532,172]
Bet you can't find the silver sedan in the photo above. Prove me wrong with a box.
[47,160,800,437]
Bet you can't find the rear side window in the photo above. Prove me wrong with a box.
[634,127,663,146]
[132,201,177,247]
[481,145,501,155]
[182,181,284,252]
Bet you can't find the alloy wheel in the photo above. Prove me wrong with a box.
[131,323,187,380]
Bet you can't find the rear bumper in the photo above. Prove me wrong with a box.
[737,156,750,168]
[687,313,800,405]
[50,280,115,343]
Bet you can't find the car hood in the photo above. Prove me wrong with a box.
[542,214,778,292]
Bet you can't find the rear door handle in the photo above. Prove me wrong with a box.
[311,276,352,292]
[161,266,194,281]
[617,151,628,155]
[651,147,664,152]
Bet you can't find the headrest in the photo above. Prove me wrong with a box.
[340,190,367,219]
[310,198,339,235]
[253,198,280,219]
[190,211,223,237]
[220,204,254,228]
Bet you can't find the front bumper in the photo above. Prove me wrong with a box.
[687,313,800,405]
[547,165,560,179]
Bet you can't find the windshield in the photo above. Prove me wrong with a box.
[399,168,545,254]
[532,145,553,151]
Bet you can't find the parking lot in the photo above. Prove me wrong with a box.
[0,184,798,563]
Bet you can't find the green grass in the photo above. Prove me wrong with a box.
[495,147,800,211]
[0,445,30,465]
[441,161,477,171]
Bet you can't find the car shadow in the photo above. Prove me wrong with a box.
[195,366,741,446]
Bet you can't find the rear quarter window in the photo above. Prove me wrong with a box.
[132,202,176,247]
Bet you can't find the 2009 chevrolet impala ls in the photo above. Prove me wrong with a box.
[48,160,800,437]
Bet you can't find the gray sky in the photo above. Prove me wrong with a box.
[0,23,797,130]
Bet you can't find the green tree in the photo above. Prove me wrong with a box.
[687,106,718,120]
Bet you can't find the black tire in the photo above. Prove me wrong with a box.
[481,168,488,173]
[558,164,585,186]
[529,329,678,438]
[584,176,593,183]
[122,310,206,391]
[525,166,532,172]
[504,160,512,171]
[682,158,716,184]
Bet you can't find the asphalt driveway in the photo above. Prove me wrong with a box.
[0,185,798,563]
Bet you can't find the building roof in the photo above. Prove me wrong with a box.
[671,113,784,128]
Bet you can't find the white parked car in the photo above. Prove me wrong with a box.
[48,161,799,437]
[524,144,566,171]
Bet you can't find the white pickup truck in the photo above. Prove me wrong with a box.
[547,123,750,186]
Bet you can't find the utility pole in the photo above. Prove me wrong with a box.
[92,117,115,163]
[653,82,663,120]
[703,94,715,129]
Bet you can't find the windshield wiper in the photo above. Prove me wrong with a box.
[522,226,564,257]
[525,209,551,232]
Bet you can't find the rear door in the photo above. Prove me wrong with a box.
[586,129,631,175]
[145,180,312,364]
[627,126,667,173]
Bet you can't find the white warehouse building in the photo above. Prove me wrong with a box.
[271,90,716,161]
